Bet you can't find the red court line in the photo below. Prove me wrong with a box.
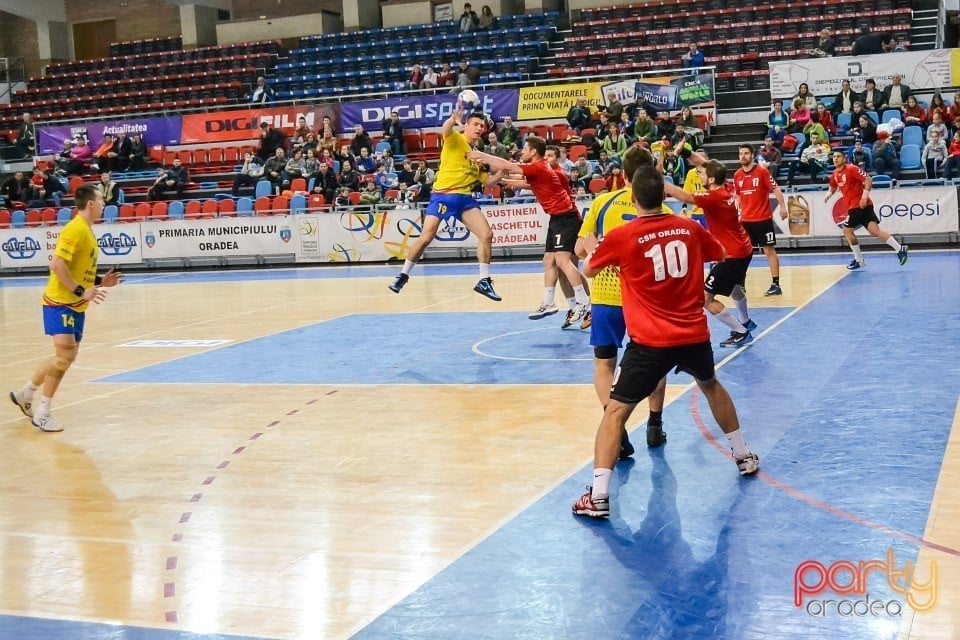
[689,388,960,560]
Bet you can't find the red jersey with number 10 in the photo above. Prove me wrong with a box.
[693,187,754,259]
[830,163,872,210]
[588,213,725,347]
[733,164,778,222]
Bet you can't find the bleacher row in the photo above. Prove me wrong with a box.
[109,35,182,58]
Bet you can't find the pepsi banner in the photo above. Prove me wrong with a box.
[338,90,519,133]
[0,224,143,269]
[38,117,183,155]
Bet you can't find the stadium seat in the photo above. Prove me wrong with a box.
[290,193,307,214]
[899,144,921,169]
[134,202,151,220]
[255,180,273,198]
[184,200,203,219]
[201,199,219,218]
[219,198,237,217]
[901,126,923,148]
[237,197,254,216]
[56,207,72,225]
[168,200,185,220]
[151,201,168,220]
[254,196,272,215]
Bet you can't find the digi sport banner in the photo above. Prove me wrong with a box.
[338,90,519,133]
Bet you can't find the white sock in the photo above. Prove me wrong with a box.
[21,382,38,401]
[543,287,556,306]
[401,259,415,276]
[573,285,589,306]
[851,244,863,263]
[37,396,52,419]
[566,296,577,309]
[726,429,750,458]
[479,263,490,278]
[591,468,612,498]
[885,237,902,252]
[715,308,746,333]
[734,297,750,325]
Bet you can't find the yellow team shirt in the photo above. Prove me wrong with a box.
[43,215,98,312]
[431,128,485,194]
[578,188,635,307]
[682,167,705,215]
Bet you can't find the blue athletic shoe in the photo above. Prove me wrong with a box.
[846,259,864,270]
[743,319,757,332]
[720,331,753,348]
[473,277,501,301]
[388,273,409,293]
[897,245,909,265]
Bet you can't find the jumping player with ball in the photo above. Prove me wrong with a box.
[389,95,506,300]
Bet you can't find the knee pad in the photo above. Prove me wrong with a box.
[594,345,618,360]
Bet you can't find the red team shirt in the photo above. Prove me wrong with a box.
[520,160,576,215]
[733,164,778,222]
[693,188,754,259]
[589,214,725,347]
[830,163,872,210]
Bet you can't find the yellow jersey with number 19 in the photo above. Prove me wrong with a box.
[43,215,98,312]
[431,128,485,195]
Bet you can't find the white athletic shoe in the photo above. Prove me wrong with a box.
[31,414,64,433]
[529,303,559,320]
[9,390,33,418]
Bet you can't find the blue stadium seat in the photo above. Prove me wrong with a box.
[901,126,923,148]
[168,200,185,220]
[102,205,118,224]
[898,144,922,169]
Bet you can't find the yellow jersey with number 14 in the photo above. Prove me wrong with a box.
[431,128,485,195]
[43,215,98,312]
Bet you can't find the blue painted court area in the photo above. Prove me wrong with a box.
[354,253,960,640]
[0,615,271,640]
[98,308,793,386]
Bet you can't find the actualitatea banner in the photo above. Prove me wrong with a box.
[769,49,954,101]
[0,223,143,269]
[39,116,183,155]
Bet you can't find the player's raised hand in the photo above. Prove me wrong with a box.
[101,268,123,287]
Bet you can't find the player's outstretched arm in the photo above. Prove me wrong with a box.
[441,108,463,137]
[663,179,696,204]
[467,149,515,173]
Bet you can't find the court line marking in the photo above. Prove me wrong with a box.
[472,326,593,362]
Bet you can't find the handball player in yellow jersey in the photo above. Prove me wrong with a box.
[9,185,122,432]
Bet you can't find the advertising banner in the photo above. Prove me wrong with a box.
[518,74,717,122]
[338,90,518,132]
[0,223,144,269]
[769,49,955,100]
[140,218,297,259]
[39,116,183,155]
[179,104,339,144]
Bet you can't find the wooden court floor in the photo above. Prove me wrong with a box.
[0,254,958,640]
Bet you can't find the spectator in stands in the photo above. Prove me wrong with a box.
[617,111,635,144]
[901,95,926,127]
[803,112,829,144]
[248,76,276,104]
[861,79,881,111]
[852,25,884,56]
[437,63,456,88]
[603,92,624,122]
[478,5,495,30]
[928,94,950,127]
[382,111,405,156]
[14,113,37,159]
[604,165,628,192]
[459,3,479,32]
[484,131,509,158]
[407,64,424,91]
[921,129,948,179]
[883,34,908,52]
[413,159,435,201]
[602,124,627,162]
[263,148,287,193]
[292,117,312,149]
[850,101,868,126]
[54,139,73,175]
[942,135,960,179]
[258,122,286,161]
[147,157,188,200]
[927,112,948,144]
[677,106,703,147]
[787,131,831,186]
[1,171,29,206]
[830,80,861,118]
[349,124,373,157]
[358,178,381,205]
[949,92,960,124]
[281,148,307,190]
[787,98,811,133]
[848,139,871,171]
[96,171,120,206]
[633,109,659,146]
[680,42,705,68]
[794,83,818,110]
[397,159,416,186]
[809,28,836,57]
[129,133,147,171]
[320,148,336,171]
[852,113,878,143]
[880,74,912,113]
[317,129,337,157]
[302,148,320,182]
[497,116,521,147]
[312,162,337,203]
[66,135,92,176]
[112,131,132,172]
[339,160,361,192]
[567,98,592,133]
[354,147,376,174]
[757,136,782,179]
[592,150,617,179]
[42,170,67,206]
[336,144,355,168]
[27,167,47,206]
[871,131,901,180]
[420,66,438,90]
[659,138,692,185]
[815,103,835,136]
[766,102,788,143]
[378,148,396,173]
[92,134,116,173]
[373,164,398,193]
[455,60,480,89]
[231,151,264,196]
[301,132,318,155]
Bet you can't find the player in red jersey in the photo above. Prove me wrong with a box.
[734,144,788,296]
[664,154,757,348]
[470,136,591,324]
[826,150,908,270]
[572,163,760,518]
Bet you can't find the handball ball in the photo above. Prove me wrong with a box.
[457,89,481,113]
